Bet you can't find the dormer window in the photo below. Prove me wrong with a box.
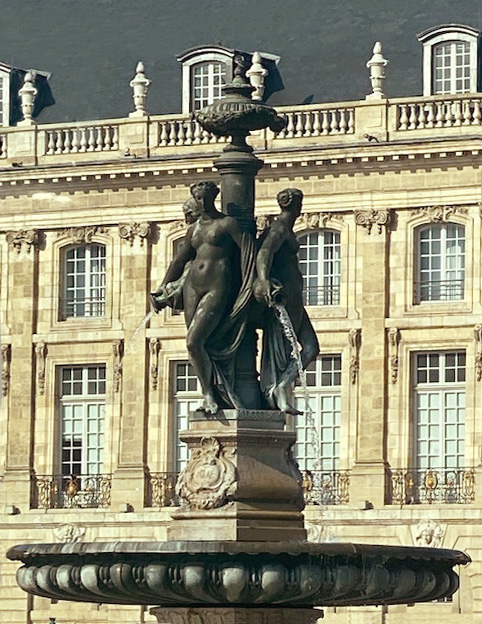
[418,25,480,96]
[177,46,234,114]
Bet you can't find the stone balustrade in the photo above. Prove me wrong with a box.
[1,94,481,165]
[43,123,119,155]
[395,94,482,131]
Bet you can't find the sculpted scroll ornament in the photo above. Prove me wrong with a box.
[355,209,390,234]
[53,524,86,543]
[113,339,124,393]
[176,437,236,510]
[295,211,344,232]
[118,221,150,246]
[414,520,444,548]
[413,205,468,223]
[149,338,161,390]
[58,225,106,244]
[6,229,39,253]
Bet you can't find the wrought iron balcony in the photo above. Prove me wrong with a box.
[414,279,464,304]
[61,296,106,319]
[302,284,341,307]
[389,468,475,505]
[32,474,112,509]
[147,472,179,507]
[301,469,350,505]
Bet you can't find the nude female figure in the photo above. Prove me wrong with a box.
[151,181,247,415]
[253,188,319,413]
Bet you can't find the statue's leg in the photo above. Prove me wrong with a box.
[185,290,228,415]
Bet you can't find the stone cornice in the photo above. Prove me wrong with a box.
[0,136,480,193]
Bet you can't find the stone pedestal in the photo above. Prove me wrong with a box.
[150,606,322,624]
[167,410,306,542]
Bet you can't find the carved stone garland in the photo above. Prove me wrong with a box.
[355,209,390,234]
[113,339,124,393]
[6,229,39,253]
[475,324,482,382]
[35,341,47,395]
[58,225,107,244]
[1,344,11,397]
[296,211,344,231]
[176,437,236,510]
[118,222,150,246]
[388,328,401,384]
[348,328,361,384]
[149,338,161,390]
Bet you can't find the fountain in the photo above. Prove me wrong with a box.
[7,57,469,624]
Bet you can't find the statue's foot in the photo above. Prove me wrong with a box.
[195,394,219,415]
[272,385,302,415]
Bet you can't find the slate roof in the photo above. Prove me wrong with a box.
[1,0,481,123]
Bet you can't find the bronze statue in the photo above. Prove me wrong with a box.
[254,188,319,413]
[151,181,255,414]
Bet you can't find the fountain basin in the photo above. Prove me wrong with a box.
[7,540,469,607]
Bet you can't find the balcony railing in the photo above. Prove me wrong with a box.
[389,468,475,505]
[61,296,106,319]
[44,123,119,155]
[147,472,179,507]
[301,469,350,505]
[303,284,341,307]
[395,95,482,131]
[32,474,112,509]
[413,279,464,304]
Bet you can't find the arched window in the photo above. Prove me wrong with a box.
[415,223,464,303]
[61,243,106,319]
[298,230,341,306]
[418,25,479,96]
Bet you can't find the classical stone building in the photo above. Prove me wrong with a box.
[2,2,482,623]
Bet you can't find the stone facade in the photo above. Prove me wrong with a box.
[1,96,482,623]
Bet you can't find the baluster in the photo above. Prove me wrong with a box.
[276,114,287,139]
[398,104,408,130]
[408,104,417,129]
[312,110,321,136]
[193,121,202,144]
[71,128,80,153]
[472,99,481,125]
[201,129,210,144]
[417,104,426,129]
[321,110,330,135]
[63,129,72,153]
[168,122,177,146]
[79,127,88,152]
[295,112,304,137]
[46,130,55,155]
[330,110,339,133]
[444,101,454,127]
[285,112,295,138]
[425,102,435,128]
[0,136,5,158]
[112,126,119,150]
[339,109,347,134]
[184,120,193,145]
[93,126,101,150]
[55,130,63,154]
[347,109,355,133]
[435,101,445,127]
[303,112,313,137]
[209,129,217,143]
[462,100,472,125]
[87,126,95,151]
[453,100,463,126]
[159,122,169,146]
[104,126,112,150]
[177,121,186,145]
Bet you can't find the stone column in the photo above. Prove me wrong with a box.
[214,146,264,409]
[110,223,151,510]
[2,231,40,510]
[349,210,391,508]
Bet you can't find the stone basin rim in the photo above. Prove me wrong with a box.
[7,540,470,565]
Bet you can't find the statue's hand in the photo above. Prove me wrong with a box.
[149,291,169,313]
[253,278,272,305]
